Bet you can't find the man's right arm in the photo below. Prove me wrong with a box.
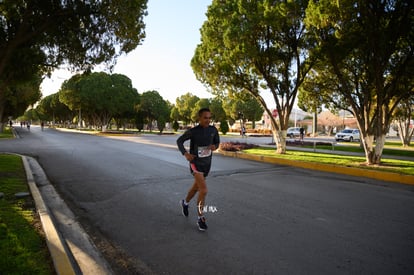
[177,130,196,161]
[176,129,191,155]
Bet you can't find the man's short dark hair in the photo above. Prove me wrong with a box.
[198,108,211,117]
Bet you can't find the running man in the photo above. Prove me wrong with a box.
[177,108,220,231]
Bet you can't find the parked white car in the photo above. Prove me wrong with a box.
[287,127,301,138]
[335,129,360,142]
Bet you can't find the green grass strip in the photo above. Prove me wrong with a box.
[244,147,414,176]
[0,154,54,274]
[0,127,13,139]
[299,142,414,158]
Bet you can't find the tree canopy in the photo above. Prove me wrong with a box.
[191,0,314,153]
[59,72,139,130]
[0,0,148,129]
[223,93,264,128]
[393,96,414,147]
[305,0,414,164]
[136,90,170,132]
[174,93,200,125]
[2,72,42,122]
[36,93,74,125]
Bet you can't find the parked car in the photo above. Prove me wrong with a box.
[335,129,360,142]
[287,127,301,138]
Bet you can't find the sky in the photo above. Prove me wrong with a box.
[40,0,213,103]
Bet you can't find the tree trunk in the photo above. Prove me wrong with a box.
[372,134,386,164]
[397,121,413,147]
[327,126,333,136]
[273,129,286,154]
[361,134,375,165]
[363,134,386,165]
[312,112,317,137]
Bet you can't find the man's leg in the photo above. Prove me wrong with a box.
[181,180,197,217]
[193,172,208,231]
[193,173,207,216]
[185,181,198,203]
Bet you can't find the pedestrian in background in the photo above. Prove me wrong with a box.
[300,127,305,142]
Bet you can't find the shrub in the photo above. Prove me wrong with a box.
[172,121,179,132]
[219,142,259,151]
[220,120,229,135]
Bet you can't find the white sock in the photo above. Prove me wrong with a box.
[183,200,189,206]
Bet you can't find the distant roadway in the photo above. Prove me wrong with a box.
[1,126,413,274]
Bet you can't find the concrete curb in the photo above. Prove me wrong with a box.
[20,155,113,275]
[218,150,414,186]
[22,156,77,275]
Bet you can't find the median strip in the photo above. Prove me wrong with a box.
[218,149,414,186]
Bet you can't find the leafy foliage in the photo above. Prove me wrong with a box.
[172,121,180,132]
[305,0,414,164]
[0,0,148,128]
[1,73,42,125]
[393,96,414,146]
[219,120,229,135]
[191,0,315,153]
[174,93,200,125]
[59,72,139,130]
[136,90,170,132]
[223,94,264,128]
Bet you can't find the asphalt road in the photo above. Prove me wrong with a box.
[1,126,414,274]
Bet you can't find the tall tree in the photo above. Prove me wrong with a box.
[2,73,42,125]
[305,0,414,164]
[158,100,173,133]
[78,72,114,129]
[59,72,139,130]
[317,110,343,136]
[37,93,74,125]
[192,0,315,153]
[174,93,200,125]
[192,98,211,122]
[136,90,170,132]
[0,0,147,129]
[36,94,55,122]
[108,74,140,131]
[224,94,264,129]
[59,74,83,122]
[393,97,414,147]
[238,95,265,129]
[209,97,227,123]
[170,106,180,126]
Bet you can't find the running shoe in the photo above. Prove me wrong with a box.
[197,216,208,231]
[180,200,189,217]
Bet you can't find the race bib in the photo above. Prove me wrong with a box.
[197,146,212,158]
